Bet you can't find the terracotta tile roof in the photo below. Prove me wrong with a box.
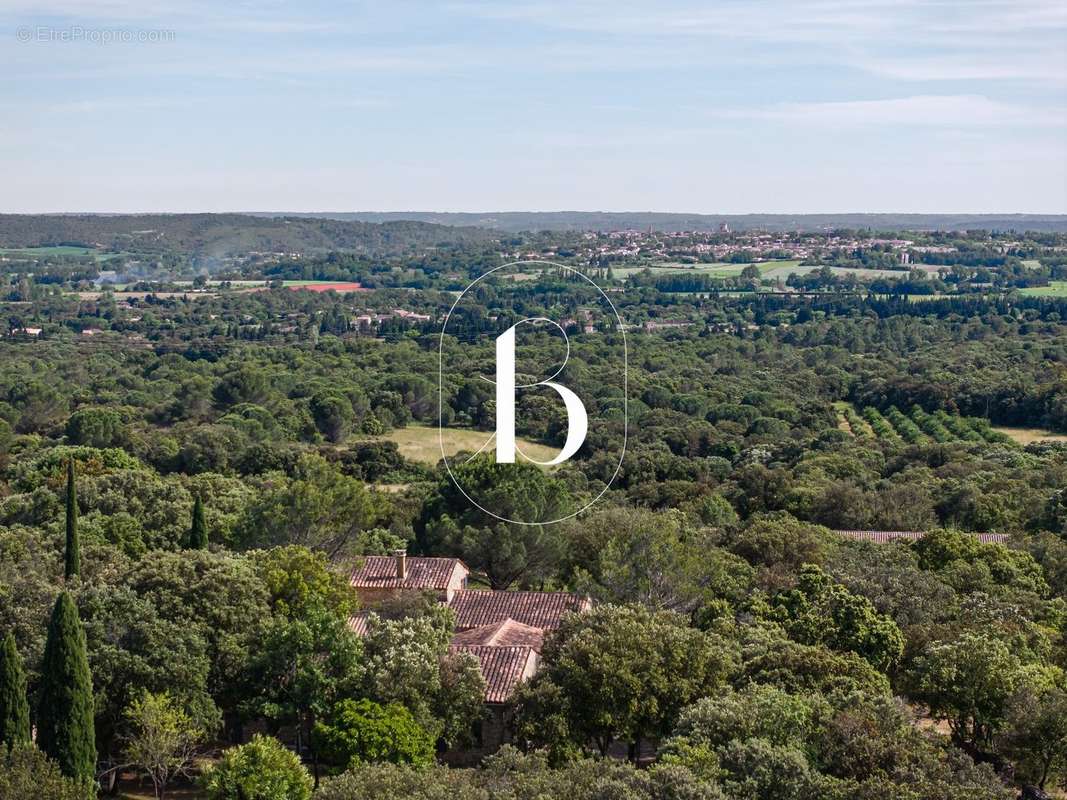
[833,530,924,543]
[833,530,1009,545]
[449,590,590,631]
[974,533,1010,544]
[451,618,545,650]
[450,645,538,704]
[349,556,465,590]
[347,611,370,637]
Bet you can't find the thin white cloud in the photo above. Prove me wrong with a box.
[852,52,1067,84]
[718,95,1067,128]
[451,0,1067,83]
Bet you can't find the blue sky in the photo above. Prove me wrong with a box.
[3,0,1065,213]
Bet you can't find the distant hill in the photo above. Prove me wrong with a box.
[0,213,496,258]
[255,211,1067,234]
[4,215,1064,260]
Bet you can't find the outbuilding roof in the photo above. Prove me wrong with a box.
[449,590,590,631]
[451,618,545,650]
[349,556,467,590]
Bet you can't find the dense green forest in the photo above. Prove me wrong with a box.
[0,226,1065,800]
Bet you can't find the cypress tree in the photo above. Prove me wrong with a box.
[64,459,80,579]
[0,631,30,748]
[188,495,208,549]
[37,592,95,787]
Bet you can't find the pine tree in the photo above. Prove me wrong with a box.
[0,631,30,748]
[187,495,208,549]
[64,459,80,579]
[37,592,95,786]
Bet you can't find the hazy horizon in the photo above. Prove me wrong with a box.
[4,210,1067,217]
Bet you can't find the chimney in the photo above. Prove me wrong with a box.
[393,548,407,581]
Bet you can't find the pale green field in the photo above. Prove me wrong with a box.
[0,245,132,262]
[993,426,1067,445]
[761,264,908,281]
[0,244,100,257]
[1020,281,1067,297]
[612,260,800,280]
[0,245,97,257]
[381,424,559,465]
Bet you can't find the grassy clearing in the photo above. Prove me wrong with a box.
[0,245,97,257]
[993,426,1067,445]
[380,424,560,465]
[1020,281,1067,297]
[611,260,800,280]
[761,264,906,281]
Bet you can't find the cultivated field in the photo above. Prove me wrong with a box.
[1020,281,1067,297]
[835,403,1010,445]
[381,424,559,464]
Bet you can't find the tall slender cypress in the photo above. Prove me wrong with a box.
[187,495,208,549]
[0,631,30,748]
[64,459,80,579]
[37,592,95,786]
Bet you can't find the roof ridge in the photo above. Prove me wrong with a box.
[453,644,532,652]
[456,588,583,596]
[362,554,461,561]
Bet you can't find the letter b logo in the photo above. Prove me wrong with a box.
[495,320,588,466]
[439,261,627,524]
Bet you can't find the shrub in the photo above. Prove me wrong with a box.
[201,734,312,800]
[0,745,85,800]
[313,699,435,769]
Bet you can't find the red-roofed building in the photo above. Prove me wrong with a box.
[448,590,591,632]
[349,551,469,604]
[346,611,371,637]
[447,644,540,762]
[451,618,545,651]
[450,645,540,704]
[346,552,592,761]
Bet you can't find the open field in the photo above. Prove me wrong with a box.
[761,264,907,281]
[0,245,129,261]
[380,424,559,464]
[1020,281,1067,297]
[993,426,1067,445]
[611,259,801,280]
[0,245,97,257]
